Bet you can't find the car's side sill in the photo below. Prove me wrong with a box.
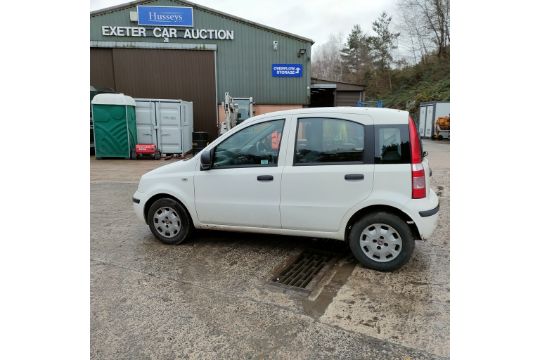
[195,223,344,241]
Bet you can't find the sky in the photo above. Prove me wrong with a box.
[90,0,400,55]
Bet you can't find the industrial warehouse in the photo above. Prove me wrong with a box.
[90,0,366,147]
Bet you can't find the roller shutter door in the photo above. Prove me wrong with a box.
[335,91,361,107]
[90,48,217,139]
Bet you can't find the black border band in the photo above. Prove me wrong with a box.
[419,203,439,217]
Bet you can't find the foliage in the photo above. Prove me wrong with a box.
[312,3,450,114]
[369,12,400,73]
[340,25,372,84]
[380,52,450,114]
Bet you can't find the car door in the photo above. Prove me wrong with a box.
[280,113,375,232]
[194,117,289,228]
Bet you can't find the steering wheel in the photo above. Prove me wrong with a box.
[256,140,270,154]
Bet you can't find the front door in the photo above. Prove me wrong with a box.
[194,118,288,228]
[280,114,375,232]
[425,105,434,138]
[418,106,426,137]
[135,100,157,146]
[157,101,183,154]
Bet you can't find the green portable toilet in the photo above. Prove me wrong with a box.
[91,93,137,159]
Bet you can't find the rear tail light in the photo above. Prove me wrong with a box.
[409,116,426,199]
[411,163,426,198]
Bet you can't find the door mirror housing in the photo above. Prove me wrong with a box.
[200,148,214,170]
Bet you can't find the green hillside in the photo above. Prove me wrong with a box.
[375,53,450,113]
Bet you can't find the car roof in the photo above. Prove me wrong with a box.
[243,107,409,125]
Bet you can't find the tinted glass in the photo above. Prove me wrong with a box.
[295,118,365,165]
[213,119,285,168]
[374,125,411,164]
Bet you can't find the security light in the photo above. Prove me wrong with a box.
[297,48,306,57]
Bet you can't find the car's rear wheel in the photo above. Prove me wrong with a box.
[349,212,415,272]
[147,198,192,245]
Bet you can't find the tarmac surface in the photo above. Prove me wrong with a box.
[91,139,450,359]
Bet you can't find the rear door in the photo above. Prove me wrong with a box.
[280,113,375,232]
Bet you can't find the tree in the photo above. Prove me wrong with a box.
[311,33,345,81]
[398,0,450,59]
[368,12,400,91]
[340,25,373,84]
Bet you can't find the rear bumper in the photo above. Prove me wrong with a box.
[419,203,439,217]
[407,188,439,240]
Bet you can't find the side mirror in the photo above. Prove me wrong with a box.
[200,148,213,170]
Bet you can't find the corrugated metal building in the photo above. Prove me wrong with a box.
[310,78,366,107]
[91,0,314,140]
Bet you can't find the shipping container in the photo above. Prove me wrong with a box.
[418,102,450,139]
[135,98,193,155]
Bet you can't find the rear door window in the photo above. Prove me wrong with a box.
[294,117,365,165]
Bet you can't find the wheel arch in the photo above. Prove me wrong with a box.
[143,193,194,227]
[345,205,421,242]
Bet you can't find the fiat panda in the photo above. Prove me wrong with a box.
[133,107,439,271]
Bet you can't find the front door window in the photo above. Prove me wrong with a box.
[213,120,285,169]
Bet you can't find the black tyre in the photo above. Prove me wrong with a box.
[349,212,415,272]
[154,151,161,160]
[146,198,192,245]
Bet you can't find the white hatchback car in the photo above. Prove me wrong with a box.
[133,107,439,271]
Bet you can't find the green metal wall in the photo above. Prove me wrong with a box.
[91,0,312,105]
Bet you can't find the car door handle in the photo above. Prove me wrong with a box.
[344,174,364,181]
[257,175,274,181]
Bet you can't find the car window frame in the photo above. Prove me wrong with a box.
[292,116,374,166]
[210,118,286,170]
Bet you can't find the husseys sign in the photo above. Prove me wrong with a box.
[100,5,234,41]
[137,6,194,27]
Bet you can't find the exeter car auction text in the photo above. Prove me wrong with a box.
[101,26,234,40]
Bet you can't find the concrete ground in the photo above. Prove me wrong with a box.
[91,139,450,359]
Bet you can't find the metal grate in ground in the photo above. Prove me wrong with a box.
[272,250,334,289]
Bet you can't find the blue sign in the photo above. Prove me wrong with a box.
[272,64,303,77]
[137,6,194,27]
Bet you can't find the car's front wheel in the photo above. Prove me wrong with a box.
[349,212,415,272]
[147,198,192,245]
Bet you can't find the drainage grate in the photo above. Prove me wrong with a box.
[272,250,334,289]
